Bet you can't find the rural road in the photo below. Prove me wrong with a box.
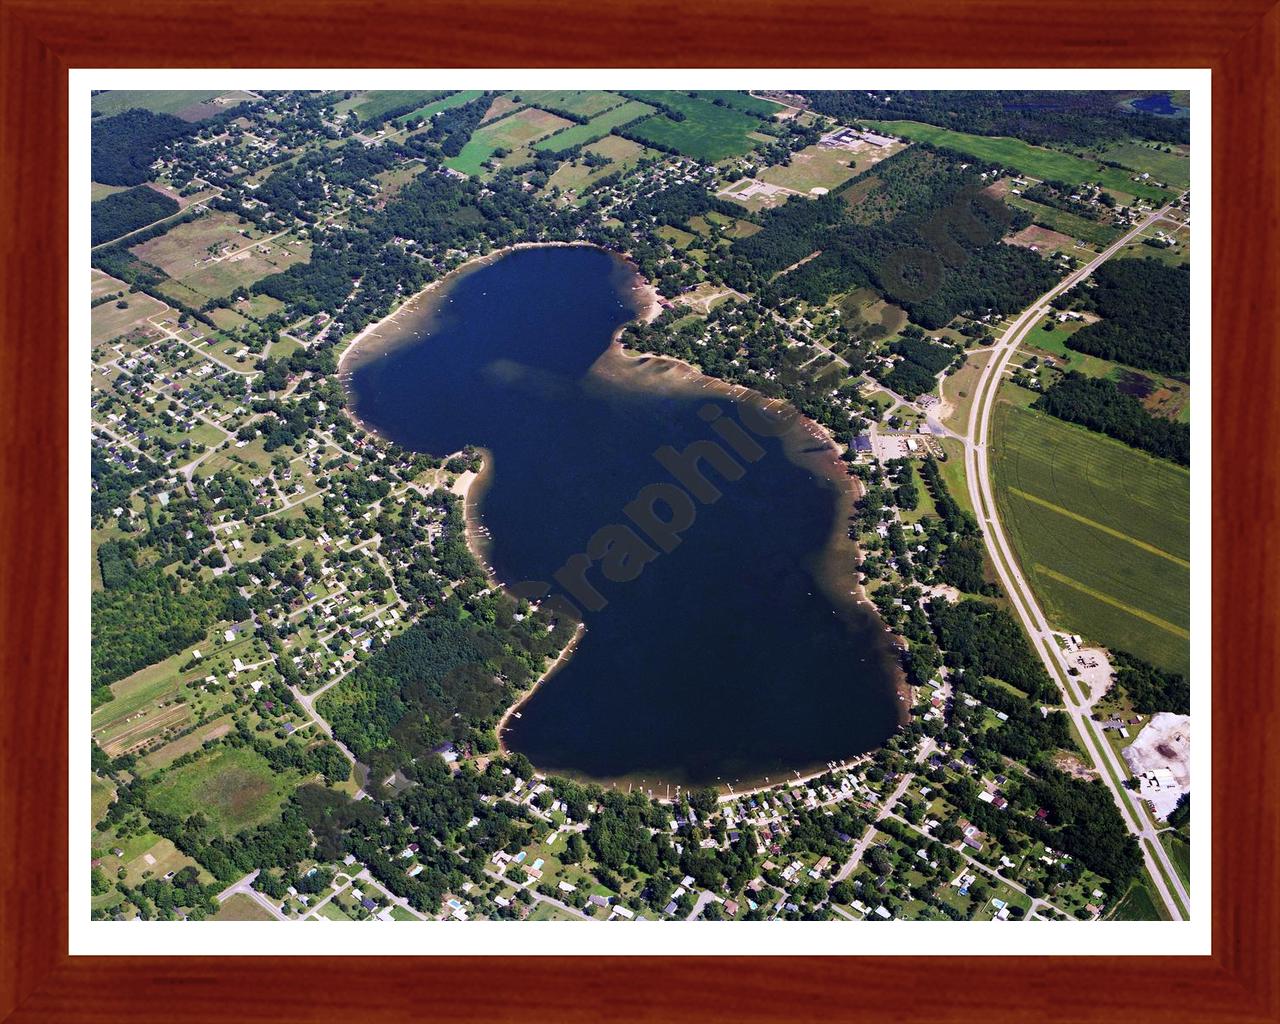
[961,196,1191,921]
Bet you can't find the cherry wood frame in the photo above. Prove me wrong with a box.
[2,1,1277,1020]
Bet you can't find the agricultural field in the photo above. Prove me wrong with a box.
[394,90,484,126]
[91,776,117,827]
[689,91,786,117]
[90,627,267,757]
[348,91,450,121]
[1098,141,1191,188]
[91,274,168,345]
[533,99,655,152]
[862,120,1175,202]
[130,210,269,277]
[176,237,312,301]
[1107,873,1170,921]
[624,92,765,162]
[147,744,300,838]
[1004,194,1122,248]
[519,90,627,118]
[445,107,575,176]
[91,90,250,120]
[990,395,1190,676]
[543,135,657,197]
[1003,223,1080,257]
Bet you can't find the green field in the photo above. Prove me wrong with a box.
[760,144,861,193]
[623,92,765,161]
[1160,832,1191,889]
[1004,195,1121,248]
[351,91,449,120]
[533,99,655,152]
[148,744,298,837]
[395,90,484,126]
[1107,873,1169,921]
[1023,317,1190,419]
[991,397,1190,676]
[1098,142,1190,188]
[863,120,1174,202]
[91,90,223,118]
[213,892,277,921]
[519,91,626,118]
[91,776,117,828]
[445,107,575,176]
[690,91,785,117]
[544,136,658,198]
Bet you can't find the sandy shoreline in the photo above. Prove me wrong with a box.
[495,621,587,754]
[337,239,660,378]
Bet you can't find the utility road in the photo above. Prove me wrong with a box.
[961,198,1191,921]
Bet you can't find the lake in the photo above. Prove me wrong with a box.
[1130,93,1189,117]
[347,244,903,791]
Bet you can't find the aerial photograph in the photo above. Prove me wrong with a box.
[87,87,1192,925]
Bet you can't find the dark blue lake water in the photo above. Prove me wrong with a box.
[348,245,902,790]
[1131,93,1187,117]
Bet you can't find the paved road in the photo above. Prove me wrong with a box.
[215,869,289,920]
[961,198,1190,921]
[833,739,934,883]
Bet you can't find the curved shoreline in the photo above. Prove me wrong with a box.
[337,239,660,379]
[339,244,907,798]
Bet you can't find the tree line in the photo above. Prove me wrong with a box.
[1034,372,1190,465]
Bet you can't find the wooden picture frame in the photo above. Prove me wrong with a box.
[2,1,1276,1019]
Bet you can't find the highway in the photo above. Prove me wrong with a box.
[960,198,1191,921]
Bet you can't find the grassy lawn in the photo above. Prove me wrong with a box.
[990,397,1190,675]
[91,182,130,201]
[446,107,575,176]
[1098,141,1190,188]
[939,349,992,433]
[624,92,764,161]
[528,901,583,921]
[316,899,356,921]
[148,744,299,837]
[760,144,861,194]
[900,462,938,525]
[862,121,1174,202]
[213,893,277,921]
[936,439,975,518]
[657,224,697,248]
